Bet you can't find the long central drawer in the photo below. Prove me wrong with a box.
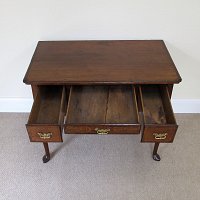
[64,85,141,134]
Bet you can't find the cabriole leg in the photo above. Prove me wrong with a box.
[43,142,50,163]
[153,142,161,161]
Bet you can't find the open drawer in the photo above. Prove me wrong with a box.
[64,85,140,134]
[139,85,178,143]
[26,85,66,142]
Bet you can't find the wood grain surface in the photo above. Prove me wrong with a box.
[106,85,138,123]
[67,86,108,123]
[66,85,138,124]
[23,40,182,85]
[140,85,167,124]
[29,86,63,124]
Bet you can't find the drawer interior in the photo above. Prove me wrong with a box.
[140,85,176,125]
[28,85,65,124]
[66,85,139,125]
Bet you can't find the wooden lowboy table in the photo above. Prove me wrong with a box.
[23,40,182,163]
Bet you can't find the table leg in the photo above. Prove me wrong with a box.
[153,142,161,161]
[42,142,50,163]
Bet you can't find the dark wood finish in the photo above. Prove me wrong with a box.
[65,124,141,134]
[27,125,62,142]
[141,125,177,143]
[32,86,62,124]
[31,85,39,100]
[23,40,182,162]
[106,86,138,123]
[139,85,178,143]
[153,143,161,161]
[141,85,167,124]
[65,85,140,134]
[67,86,108,124]
[43,142,50,163]
[23,40,181,85]
[26,85,66,142]
[167,84,173,98]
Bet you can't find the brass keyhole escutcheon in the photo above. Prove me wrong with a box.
[95,128,110,134]
[153,133,167,140]
[37,132,53,139]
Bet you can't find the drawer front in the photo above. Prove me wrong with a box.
[139,85,178,143]
[26,85,66,142]
[26,125,62,142]
[65,124,140,134]
[141,125,178,143]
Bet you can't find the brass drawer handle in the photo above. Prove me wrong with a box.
[37,132,53,139]
[153,133,167,140]
[95,128,110,134]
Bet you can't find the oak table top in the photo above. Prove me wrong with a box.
[23,40,182,85]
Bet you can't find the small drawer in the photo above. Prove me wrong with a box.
[65,85,140,134]
[139,85,178,143]
[26,85,66,142]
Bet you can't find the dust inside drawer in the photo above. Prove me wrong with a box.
[139,85,178,143]
[65,85,140,134]
[26,85,66,142]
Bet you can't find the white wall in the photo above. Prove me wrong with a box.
[0,0,200,112]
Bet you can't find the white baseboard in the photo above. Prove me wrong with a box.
[0,98,200,113]
[0,98,33,113]
[171,99,200,113]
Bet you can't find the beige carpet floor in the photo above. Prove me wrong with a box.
[0,113,200,200]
